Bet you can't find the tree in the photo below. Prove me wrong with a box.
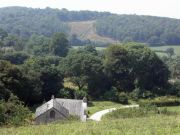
[166,48,174,58]
[163,56,180,79]
[26,35,51,56]
[0,94,32,126]
[51,33,69,57]
[2,52,30,64]
[3,35,24,51]
[104,44,170,96]
[0,60,30,102]
[0,28,8,41]
[22,57,63,101]
[59,49,108,99]
[126,44,170,95]
[104,45,134,91]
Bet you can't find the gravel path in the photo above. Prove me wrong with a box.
[89,104,139,121]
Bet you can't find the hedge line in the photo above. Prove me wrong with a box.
[139,96,180,107]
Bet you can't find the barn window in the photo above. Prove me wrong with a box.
[50,110,55,119]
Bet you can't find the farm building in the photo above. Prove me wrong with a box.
[35,96,87,124]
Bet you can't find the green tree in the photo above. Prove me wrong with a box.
[166,48,175,58]
[0,60,30,102]
[51,33,69,57]
[2,52,30,64]
[23,57,63,101]
[26,35,51,56]
[126,44,170,95]
[0,28,8,41]
[59,49,108,99]
[4,35,24,51]
[104,45,134,91]
[104,44,170,96]
[0,94,32,126]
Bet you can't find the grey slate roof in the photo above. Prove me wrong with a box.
[56,98,84,117]
[35,98,87,120]
[35,99,69,118]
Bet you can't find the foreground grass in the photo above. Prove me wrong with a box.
[0,115,179,135]
[161,106,180,114]
[1,101,179,135]
[87,101,122,115]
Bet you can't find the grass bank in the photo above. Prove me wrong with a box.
[87,101,122,115]
[0,115,179,135]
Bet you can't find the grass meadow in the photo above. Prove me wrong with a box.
[73,45,180,56]
[0,114,179,135]
[150,45,180,56]
[0,102,179,135]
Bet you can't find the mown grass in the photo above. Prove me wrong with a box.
[87,101,122,115]
[0,115,179,135]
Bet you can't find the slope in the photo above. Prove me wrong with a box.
[68,20,119,44]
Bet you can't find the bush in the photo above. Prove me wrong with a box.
[0,94,33,126]
[139,96,180,107]
[102,87,119,101]
[129,88,154,101]
[173,81,180,97]
[117,92,128,104]
[58,88,74,99]
[74,89,87,99]
[102,87,128,104]
[104,104,177,120]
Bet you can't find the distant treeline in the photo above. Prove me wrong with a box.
[0,7,110,38]
[96,15,180,45]
[1,7,180,46]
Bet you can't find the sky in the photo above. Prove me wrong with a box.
[0,0,180,19]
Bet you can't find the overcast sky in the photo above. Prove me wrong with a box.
[0,0,180,19]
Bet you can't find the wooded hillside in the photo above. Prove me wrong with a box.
[1,7,180,46]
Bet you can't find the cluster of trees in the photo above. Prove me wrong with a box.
[0,7,69,38]
[0,94,32,126]
[96,15,180,45]
[1,7,180,46]
[57,8,111,21]
[0,28,179,125]
[0,28,174,106]
[0,7,111,38]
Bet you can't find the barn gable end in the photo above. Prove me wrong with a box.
[35,97,87,124]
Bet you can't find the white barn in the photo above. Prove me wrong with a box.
[35,97,87,124]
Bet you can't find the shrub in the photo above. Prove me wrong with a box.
[129,88,154,101]
[104,104,177,120]
[58,88,74,99]
[102,87,128,104]
[74,89,87,99]
[0,94,33,126]
[139,96,180,107]
[102,87,119,101]
[117,92,128,104]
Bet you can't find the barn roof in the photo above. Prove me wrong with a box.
[56,98,84,116]
[35,98,85,118]
[35,99,69,118]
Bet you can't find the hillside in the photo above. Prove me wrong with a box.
[68,21,119,44]
[0,7,180,46]
[96,15,180,45]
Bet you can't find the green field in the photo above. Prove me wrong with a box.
[0,102,179,135]
[0,114,179,135]
[151,45,180,56]
[73,45,180,56]
[87,101,122,115]
[161,106,180,114]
